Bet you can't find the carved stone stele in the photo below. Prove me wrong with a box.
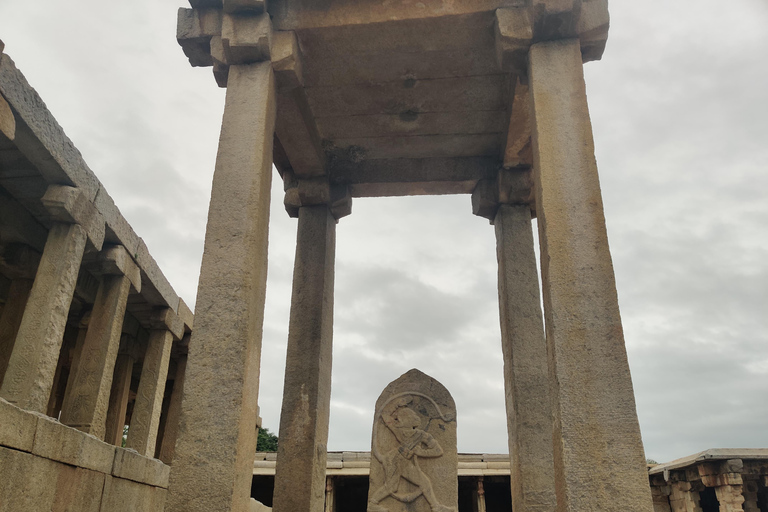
[367,369,457,512]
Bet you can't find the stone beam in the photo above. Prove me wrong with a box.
[503,77,533,168]
[330,156,499,198]
[41,185,105,252]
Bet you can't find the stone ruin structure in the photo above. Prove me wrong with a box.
[0,0,666,511]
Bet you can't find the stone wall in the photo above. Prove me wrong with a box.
[0,398,168,511]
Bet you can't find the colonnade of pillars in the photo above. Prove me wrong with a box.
[0,184,189,462]
[167,33,653,512]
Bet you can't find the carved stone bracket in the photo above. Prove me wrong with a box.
[282,171,352,221]
[471,167,534,223]
[495,0,610,76]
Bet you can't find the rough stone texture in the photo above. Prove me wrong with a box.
[528,39,653,511]
[0,222,87,413]
[32,414,116,473]
[367,369,457,512]
[41,184,105,251]
[0,396,38,451]
[104,353,135,446]
[126,329,173,457]
[273,205,336,512]
[494,204,556,512]
[0,277,33,385]
[60,273,131,438]
[158,353,186,464]
[166,62,276,512]
[112,447,170,488]
[0,92,14,140]
[101,474,167,512]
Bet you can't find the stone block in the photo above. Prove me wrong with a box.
[135,239,180,309]
[497,167,534,205]
[177,298,194,333]
[271,30,303,91]
[224,0,266,15]
[112,448,171,488]
[579,0,609,62]
[0,397,38,451]
[327,460,343,469]
[495,7,533,75]
[52,465,106,512]
[0,446,59,511]
[32,414,116,473]
[100,475,158,512]
[222,13,272,64]
[0,92,14,140]
[297,177,331,206]
[41,184,105,250]
[87,244,142,293]
[93,185,141,257]
[471,179,499,222]
[531,0,581,40]
[330,184,352,220]
[148,307,185,340]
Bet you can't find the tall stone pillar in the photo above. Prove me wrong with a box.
[273,205,336,512]
[158,348,187,464]
[700,460,746,512]
[0,185,104,413]
[126,308,182,457]
[59,245,140,438]
[495,204,557,512]
[166,61,276,512]
[104,348,136,446]
[0,277,34,385]
[528,39,653,511]
[325,476,335,512]
[476,477,487,512]
[669,481,702,512]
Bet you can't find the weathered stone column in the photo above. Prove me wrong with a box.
[669,481,702,512]
[495,203,557,512]
[158,348,187,464]
[166,61,276,512]
[126,308,183,456]
[59,245,140,438]
[104,349,136,446]
[0,185,104,413]
[0,278,34,385]
[477,477,487,512]
[325,476,335,512]
[700,460,746,512]
[273,204,336,512]
[528,39,653,511]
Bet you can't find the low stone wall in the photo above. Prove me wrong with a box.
[0,398,168,511]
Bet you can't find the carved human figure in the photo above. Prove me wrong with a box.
[368,393,456,512]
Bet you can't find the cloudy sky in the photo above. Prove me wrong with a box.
[1,0,766,463]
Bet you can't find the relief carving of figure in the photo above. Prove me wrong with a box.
[368,392,456,512]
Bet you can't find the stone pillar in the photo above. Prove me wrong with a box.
[59,246,140,438]
[166,61,276,512]
[159,348,188,464]
[494,203,557,512]
[273,205,336,512]
[742,479,760,512]
[0,278,34,386]
[476,477,487,512]
[0,185,103,413]
[325,476,335,512]
[700,460,746,512]
[528,38,653,511]
[669,482,702,512]
[104,342,137,446]
[126,308,182,457]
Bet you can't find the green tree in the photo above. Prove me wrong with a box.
[257,427,278,452]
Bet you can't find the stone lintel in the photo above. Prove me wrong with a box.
[177,8,223,67]
[504,77,533,168]
[579,0,610,63]
[495,7,533,76]
[85,245,141,294]
[177,298,194,334]
[223,0,265,16]
[0,243,40,280]
[222,13,272,65]
[147,308,184,341]
[40,185,105,251]
[0,92,15,141]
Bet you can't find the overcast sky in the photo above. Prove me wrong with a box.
[1,0,766,463]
